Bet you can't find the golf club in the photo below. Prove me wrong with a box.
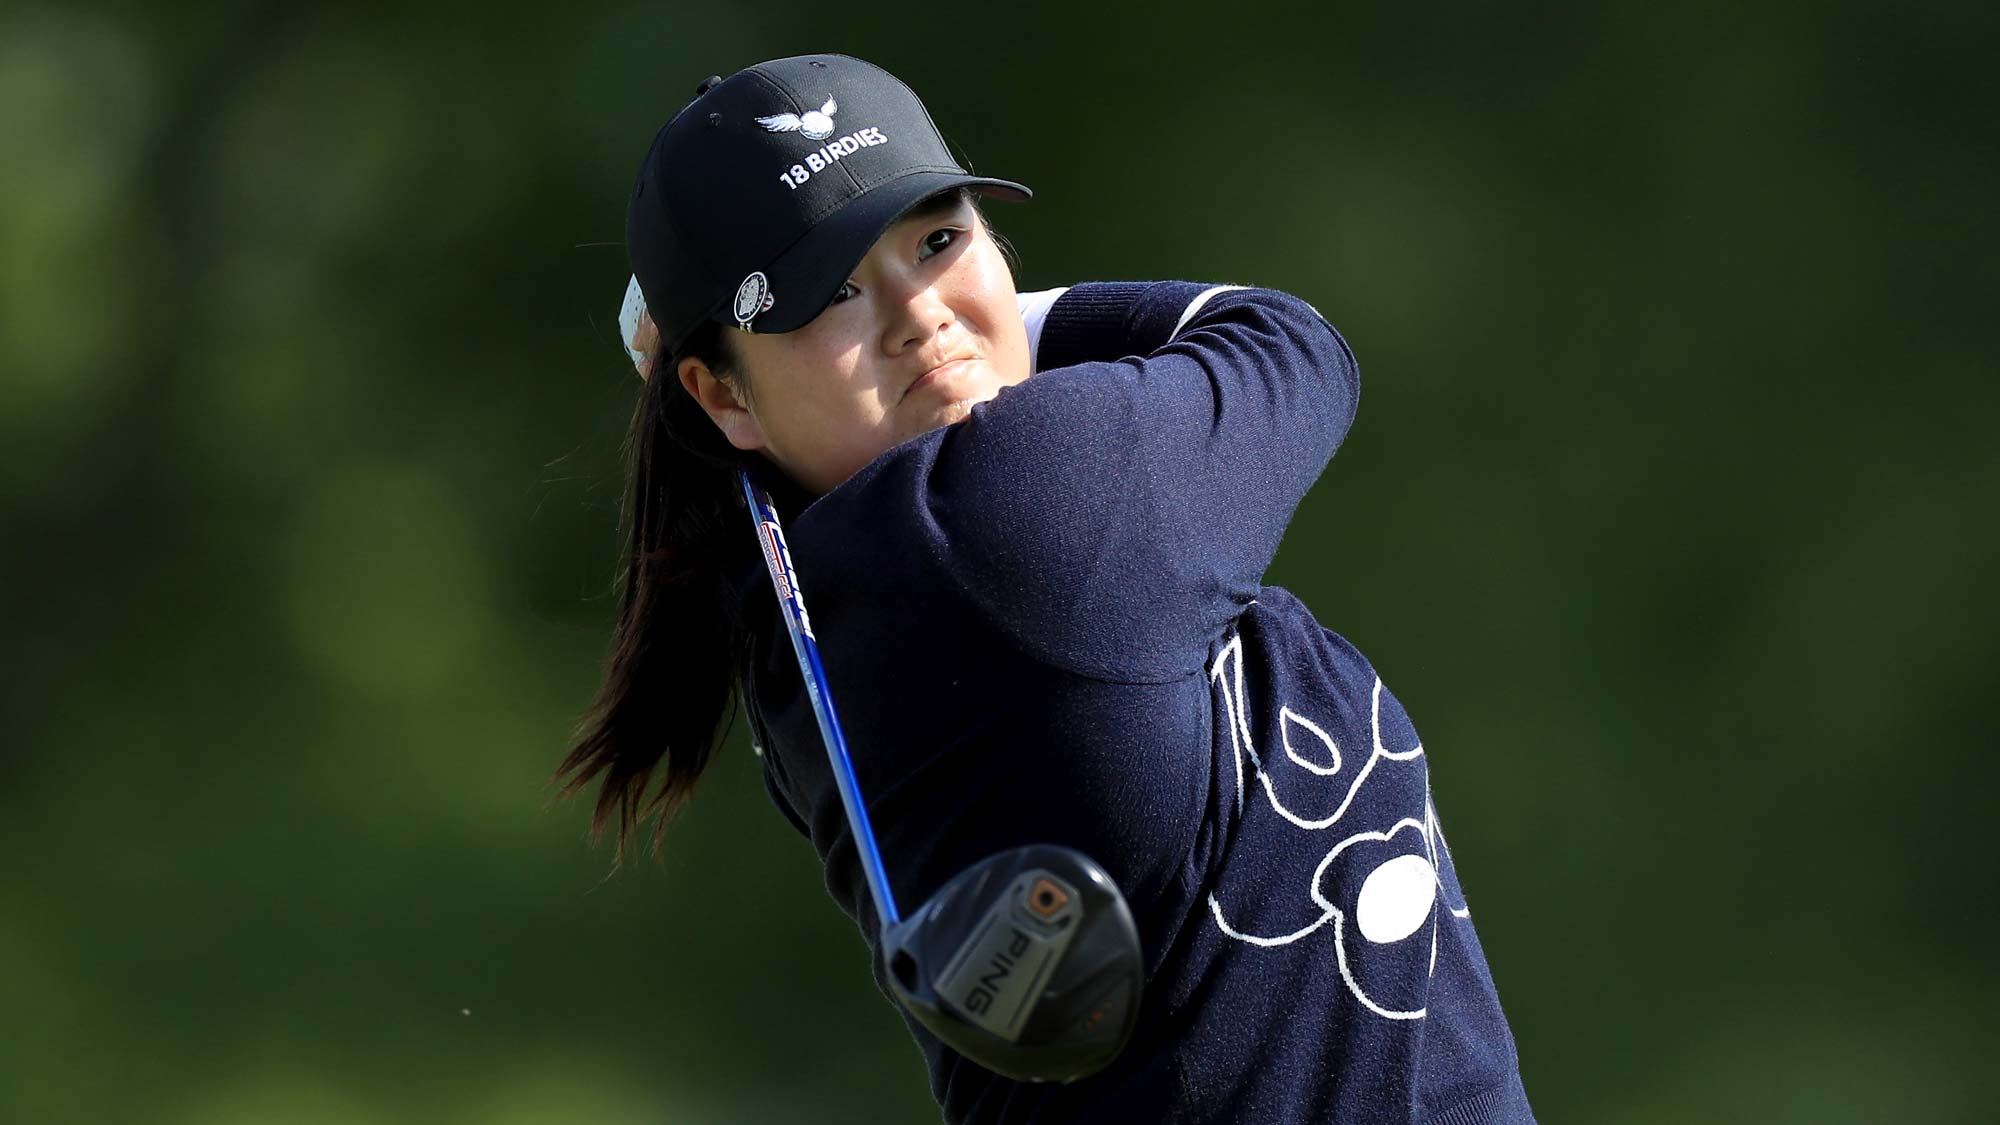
[741,471,1144,1083]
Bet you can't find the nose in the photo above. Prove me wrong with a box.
[883,277,955,357]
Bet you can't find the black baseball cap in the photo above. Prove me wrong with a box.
[625,54,1031,356]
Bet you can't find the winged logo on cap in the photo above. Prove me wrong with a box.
[757,96,839,141]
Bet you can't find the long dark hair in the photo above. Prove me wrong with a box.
[554,322,751,861]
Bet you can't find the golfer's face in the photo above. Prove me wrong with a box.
[715,193,1031,495]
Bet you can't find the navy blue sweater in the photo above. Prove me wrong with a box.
[729,282,1532,1124]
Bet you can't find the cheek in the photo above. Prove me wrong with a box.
[759,334,845,398]
[958,251,1031,376]
[761,337,881,436]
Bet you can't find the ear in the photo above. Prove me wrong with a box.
[678,356,767,453]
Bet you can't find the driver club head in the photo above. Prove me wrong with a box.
[880,845,1143,1083]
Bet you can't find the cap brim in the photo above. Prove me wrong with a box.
[723,171,1031,336]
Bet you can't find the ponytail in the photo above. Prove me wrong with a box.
[555,324,751,860]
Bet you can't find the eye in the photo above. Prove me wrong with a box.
[918,227,960,261]
[830,280,858,304]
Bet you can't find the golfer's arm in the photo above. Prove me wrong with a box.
[941,282,1359,680]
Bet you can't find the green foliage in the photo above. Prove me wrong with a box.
[4,1,1995,1120]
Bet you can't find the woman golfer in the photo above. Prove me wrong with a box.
[560,53,1534,1125]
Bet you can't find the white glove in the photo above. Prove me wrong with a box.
[618,275,656,381]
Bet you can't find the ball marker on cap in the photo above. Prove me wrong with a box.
[733,271,772,331]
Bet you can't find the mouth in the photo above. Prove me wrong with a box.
[905,357,980,400]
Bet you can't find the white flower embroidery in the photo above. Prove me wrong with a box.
[1205,634,1471,1020]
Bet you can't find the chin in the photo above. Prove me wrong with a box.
[936,398,980,427]
[899,398,974,438]
[905,382,1002,435]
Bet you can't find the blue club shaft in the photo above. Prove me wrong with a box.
[740,471,902,930]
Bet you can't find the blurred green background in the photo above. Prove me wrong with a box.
[4,1,1995,1121]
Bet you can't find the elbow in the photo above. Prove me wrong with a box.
[1322,318,1361,440]
[1264,289,1361,440]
